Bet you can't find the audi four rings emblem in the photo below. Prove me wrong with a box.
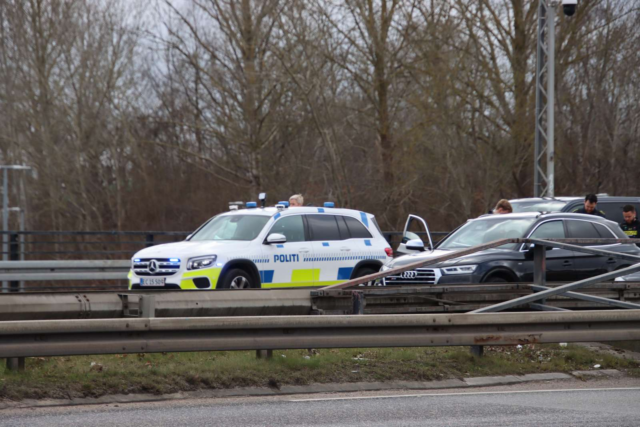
[401,271,418,279]
[148,260,159,274]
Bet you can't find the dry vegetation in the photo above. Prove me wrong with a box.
[1,344,639,400]
[1,0,639,234]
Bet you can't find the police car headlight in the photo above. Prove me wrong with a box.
[187,255,217,270]
[442,265,477,275]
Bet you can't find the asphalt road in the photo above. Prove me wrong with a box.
[3,385,640,427]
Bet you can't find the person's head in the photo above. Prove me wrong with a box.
[623,205,636,224]
[289,194,303,207]
[584,194,598,213]
[493,199,513,214]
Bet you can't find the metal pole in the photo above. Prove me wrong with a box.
[546,3,556,197]
[352,290,365,315]
[2,168,7,293]
[18,209,24,291]
[534,0,556,197]
[534,0,547,197]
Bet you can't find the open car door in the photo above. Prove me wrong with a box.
[397,214,434,255]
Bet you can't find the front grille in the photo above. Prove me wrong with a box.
[384,268,441,285]
[133,258,180,277]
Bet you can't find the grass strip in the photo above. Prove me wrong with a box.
[2,344,639,400]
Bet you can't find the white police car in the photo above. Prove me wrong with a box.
[128,202,392,290]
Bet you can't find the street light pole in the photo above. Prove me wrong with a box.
[533,0,556,198]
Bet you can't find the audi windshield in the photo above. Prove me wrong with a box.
[190,215,270,241]
[438,217,536,250]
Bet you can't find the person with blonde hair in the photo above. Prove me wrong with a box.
[289,194,304,207]
[493,199,513,214]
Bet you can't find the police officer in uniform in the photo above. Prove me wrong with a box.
[574,194,605,218]
[620,205,640,239]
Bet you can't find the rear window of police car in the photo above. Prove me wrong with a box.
[307,215,372,240]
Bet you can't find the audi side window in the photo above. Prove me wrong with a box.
[529,221,565,239]
[593,223,615,239]
[270,215,306,243]
[566,220,600,245]
[344,216,373,239]
[307,215,342,241]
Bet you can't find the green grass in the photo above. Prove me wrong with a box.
[1,344,638,400]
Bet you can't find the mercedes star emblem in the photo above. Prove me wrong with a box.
[148,260,159,274]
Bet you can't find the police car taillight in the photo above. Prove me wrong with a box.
[385,247,393,257]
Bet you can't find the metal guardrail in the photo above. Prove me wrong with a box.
[311,282,640,315]
[0,289,312,321]
[0,260,130,292]
[1,310,640,359]
[2,282,639,321]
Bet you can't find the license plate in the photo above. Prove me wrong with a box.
[140,277,165,287]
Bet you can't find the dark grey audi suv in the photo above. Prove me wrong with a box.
[383,212,640,285]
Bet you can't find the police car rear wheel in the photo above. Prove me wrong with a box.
[221,269,254,289]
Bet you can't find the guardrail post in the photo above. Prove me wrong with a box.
[6,357,25,371]
[352,290,365,314]
[533,244,546,288]
[140,295,156,318]
[533,244,547,305]
[470,345,484,357]
[9,233,19,292]
[145,234,154,248]
[256,350,273,359]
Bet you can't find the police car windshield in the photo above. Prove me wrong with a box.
[190,215,270,241]
[438,217,536,250]
[510,200,568,213]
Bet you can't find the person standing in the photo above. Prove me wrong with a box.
[574,194,605,217]
[620,205,640,239]
[289,194,304,207]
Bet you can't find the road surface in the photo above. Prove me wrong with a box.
[2,380,640,426]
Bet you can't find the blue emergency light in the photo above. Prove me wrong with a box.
[246,202,257,208]
[278,201,290,207]
[324,202,335,208]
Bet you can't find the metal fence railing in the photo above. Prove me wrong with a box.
[3,310,640,361]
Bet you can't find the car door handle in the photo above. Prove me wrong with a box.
[563,260,572,266]
[340,247,351,252]
[298,248,310,253]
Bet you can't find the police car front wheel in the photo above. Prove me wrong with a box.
[220,269,254,289]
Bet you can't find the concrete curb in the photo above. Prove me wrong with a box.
[0,371,592,410]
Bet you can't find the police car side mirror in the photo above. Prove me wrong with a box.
[266,233,287,244]
[406,239,425,252]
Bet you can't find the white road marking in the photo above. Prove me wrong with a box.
[291,387,640,402]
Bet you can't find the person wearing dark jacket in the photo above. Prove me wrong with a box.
[620,205,640,239]
[574,194,606,218]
